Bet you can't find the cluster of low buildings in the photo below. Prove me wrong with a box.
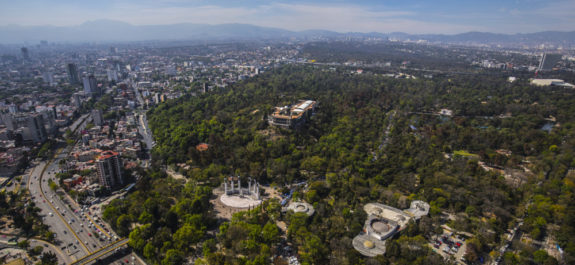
[0,99,85,179]
[64,112,142,193]
[352,201,430,257]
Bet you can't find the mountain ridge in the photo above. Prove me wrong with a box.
[1,19,574,45]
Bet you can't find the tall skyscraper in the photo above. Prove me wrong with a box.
[90,75,101,97]
[83,75,100,97]
[96,151,123,190]
[83,76,92,95]
[72,93,82,108]
[91,109,104,126]
[66,63,80,84]
[21,47,29,60]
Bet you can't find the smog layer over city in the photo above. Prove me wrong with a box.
[0,1,574,265]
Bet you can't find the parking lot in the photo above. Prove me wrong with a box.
[429,232,468,264]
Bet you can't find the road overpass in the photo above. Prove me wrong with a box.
[70,238,129,265]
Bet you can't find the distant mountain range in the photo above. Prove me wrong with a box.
[1,19,574,46]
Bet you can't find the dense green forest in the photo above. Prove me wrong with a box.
[300,42,538,72]
[103,65,575,264]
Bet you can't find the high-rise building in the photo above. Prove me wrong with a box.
[25,114,47,144]
[21,47,29,60]
[83,76,92,95]
[83,75,100,97]
[5,113,47,144]
[90,75,101,97]
[8,104,18,114]
[91,109,104,126]
[72,93,82,108]
[37,107,57,135]
[1,113,15,130]
[66,63,80,84]
[96,151,123,190]
[107,69,118,82]
[42,72,54,86]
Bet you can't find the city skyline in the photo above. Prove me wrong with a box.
[1,0,574,34]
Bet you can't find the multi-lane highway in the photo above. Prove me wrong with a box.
[28,156,118,262]
[26,115,119,263]
[138,113,155,150]
[18,91,144,264]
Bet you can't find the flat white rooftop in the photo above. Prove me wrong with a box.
[220,194,262,209]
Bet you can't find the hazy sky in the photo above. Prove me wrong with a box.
[1,0,574,34]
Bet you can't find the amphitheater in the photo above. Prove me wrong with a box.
[219,176,262,209]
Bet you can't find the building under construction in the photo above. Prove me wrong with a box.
[268,100,317,129]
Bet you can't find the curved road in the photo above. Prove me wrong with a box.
[29,149,118,262]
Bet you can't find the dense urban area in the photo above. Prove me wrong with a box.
[1,35,575,265]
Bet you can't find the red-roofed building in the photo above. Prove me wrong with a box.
[196,143,209,152]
